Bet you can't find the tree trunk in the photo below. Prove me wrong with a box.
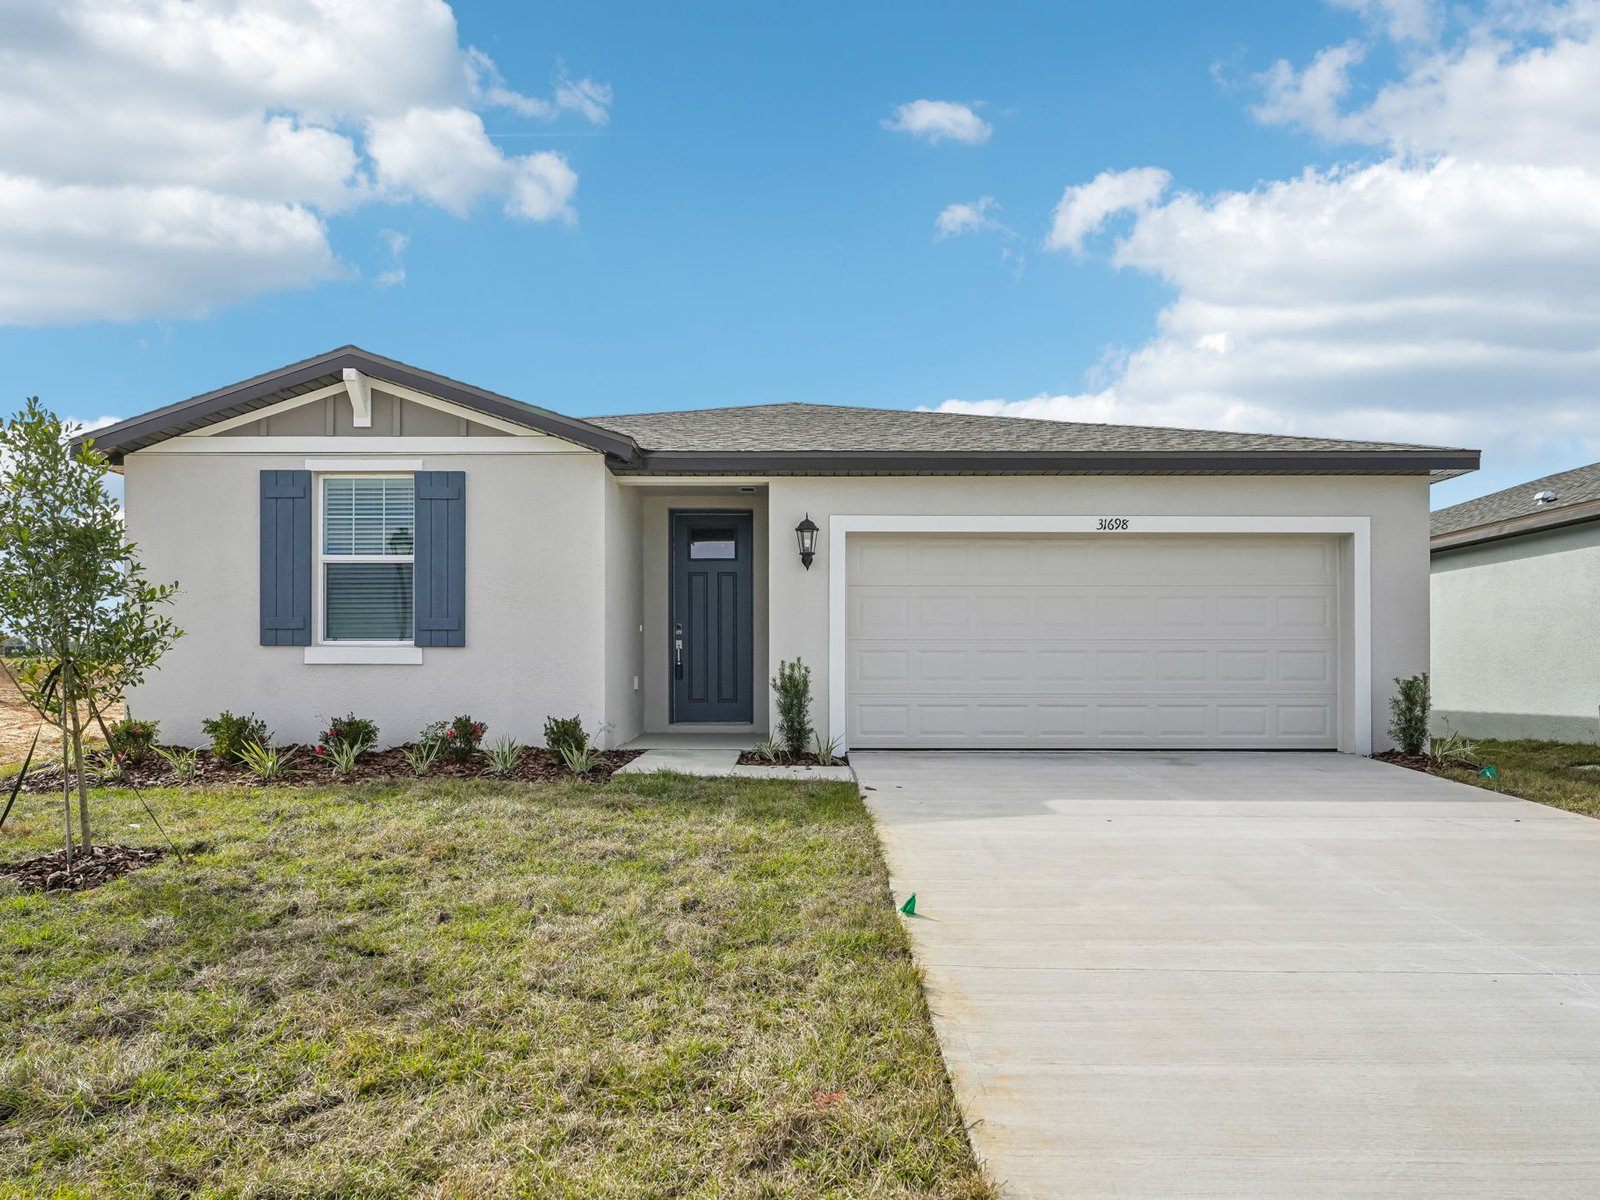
[63,659,91,854]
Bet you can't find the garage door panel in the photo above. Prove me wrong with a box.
[847,534,1341,749]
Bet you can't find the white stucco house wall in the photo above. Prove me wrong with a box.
[84,347,1478,755]
[1431,463,1600,743]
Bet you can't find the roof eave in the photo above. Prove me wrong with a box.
[1432,495,1600,552]
[621,447,1483,476]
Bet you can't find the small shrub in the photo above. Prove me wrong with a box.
[484,735,524,775]
[1388,672,1431,756]
[401,739,442,777]
[91,750,126,783]
[1431,728,1481,767]
[421,716,485,764]
[107,717,160,764]
[813,732,843,766]
[237,741,297,780]
[201,711,270,764]
[318,713,379,752]
[752,738,783,763]
[543,715,588,761]
[558,740,601,776]
[771,658,813,759]
[155,746,199,782]
[317,736,369,776]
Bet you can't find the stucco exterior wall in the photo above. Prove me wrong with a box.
[602,476,644,746]
[764,474,1433,754]
[1431,522,1600,742]
[123,447,610,749]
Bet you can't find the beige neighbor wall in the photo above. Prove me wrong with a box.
[1431,522,1600,743]
[765,474,1434,754]
[123,448,611,750]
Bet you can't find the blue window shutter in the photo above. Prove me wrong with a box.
[414,471,466,647]
[260,470,312,646]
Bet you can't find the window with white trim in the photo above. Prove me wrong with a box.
[319,475,414,642]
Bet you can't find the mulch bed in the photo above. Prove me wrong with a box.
[11,745,641,793]
[735,750,849,768]
[0,843,164,894]
[1372,749,1450,775]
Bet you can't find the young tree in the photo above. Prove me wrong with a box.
[0,399,181,855]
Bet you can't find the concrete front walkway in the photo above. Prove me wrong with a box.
[855,751,1600,1199]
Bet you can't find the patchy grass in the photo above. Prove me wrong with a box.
[0,776,988,1199]
[1433,739,1600,820]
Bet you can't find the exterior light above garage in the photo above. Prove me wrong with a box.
[795,514,819,569]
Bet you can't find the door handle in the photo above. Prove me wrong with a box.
[673,624,684,679]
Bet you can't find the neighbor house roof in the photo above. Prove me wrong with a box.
[593,402,1479,476]
[82,346,1480,478]
[1432,461,1600,551]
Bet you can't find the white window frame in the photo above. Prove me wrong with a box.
[315,472,417,650]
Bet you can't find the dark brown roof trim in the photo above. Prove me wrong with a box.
[1432,494,1600,552]
[78,346,641,465]
[621,448,1483,477]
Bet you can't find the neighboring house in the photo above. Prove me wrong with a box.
[1431,462,1600,742]
[82,347,1478,754]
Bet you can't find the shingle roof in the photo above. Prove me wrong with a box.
[1432,461,1600,538]
[591,401,1456,456]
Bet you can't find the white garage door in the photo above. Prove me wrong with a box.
[846,534,1341,749]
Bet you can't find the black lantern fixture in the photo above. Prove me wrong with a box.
[795,514,819,570]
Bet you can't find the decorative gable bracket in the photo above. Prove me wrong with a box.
[341,368,373,429]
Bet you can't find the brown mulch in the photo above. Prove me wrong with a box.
[0,843,164,894]
[11,745,641,793]
[736,750,849,768]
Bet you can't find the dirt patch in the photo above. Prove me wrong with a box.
[0,843,164,894]
[0,667,122,766]
[13,744,642,792]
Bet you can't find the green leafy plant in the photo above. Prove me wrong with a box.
[484,735,524,775]
[421,716,486,764]
[1388,672,1431,756]
[317,736,370,776]
[155,746,200,782]
[812,732,844,766]
[0,399,181,857]
[107,716,160,765]
[558,740,601,776]
[401,739,442,777]
[318,713,378,752]
[771,658,813,759]
[752,738,783,763]
[90,750,127,784]
[237,741,298,781]
[202,711,271,765]
[543,715,588,761]
[1431,728,1481,768]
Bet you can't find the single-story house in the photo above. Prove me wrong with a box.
[85,347,1478,754]
[1431,462,1600,742]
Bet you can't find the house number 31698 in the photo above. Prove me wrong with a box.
[1096,517,1130,531]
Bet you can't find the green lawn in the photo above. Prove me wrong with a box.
[1433,738,1600,820]
[0,776,989,1199]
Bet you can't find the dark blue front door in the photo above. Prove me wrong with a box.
[670,510,754,723]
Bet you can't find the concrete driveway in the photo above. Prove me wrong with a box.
[855,751,1600,1199]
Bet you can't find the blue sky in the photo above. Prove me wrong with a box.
[4,1,1598,509]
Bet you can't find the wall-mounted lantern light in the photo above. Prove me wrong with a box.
[795,514,819,570]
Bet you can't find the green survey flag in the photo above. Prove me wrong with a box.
[1479,765,1498,779]
[898,893,917,917]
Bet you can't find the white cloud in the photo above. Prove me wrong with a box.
[949,1,1600,481]
[935,197,1004,238]
[1328,0,1442,42]
[0,0,608,325]
[882,100,992,145]
[1044,167,1171,255]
